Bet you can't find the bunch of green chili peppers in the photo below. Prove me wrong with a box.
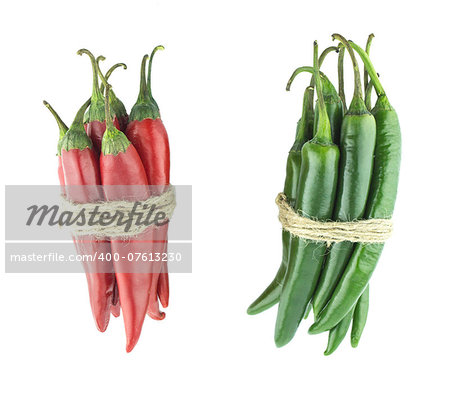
[248,34,401,355]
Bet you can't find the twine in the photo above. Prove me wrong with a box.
[276,192,392,245]
[61,185,176,238]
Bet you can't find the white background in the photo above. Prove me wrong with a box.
[1,0,449,394]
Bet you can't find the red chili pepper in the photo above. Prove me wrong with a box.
[44,96,122,317]
[44,100,122,319]
[100,81,159,352]
[78,49,126,153]
[126,46,171,314]
[59,98,115,333]
[97,59,129,319]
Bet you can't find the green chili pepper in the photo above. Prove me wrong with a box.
[351,285,369,347]
[247,48,337,316]
[247,86,314,315]
[312,33,376,319]
[309,34,375,355]
[274,42,339,347]
[325,284,370,353]
[348,35,376,349]
[309,39,401,335]
[324,304,356,356]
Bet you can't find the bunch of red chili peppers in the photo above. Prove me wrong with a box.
[44,46,171,352]
[248,34,401,355]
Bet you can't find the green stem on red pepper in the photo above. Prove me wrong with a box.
[77,49,105,120]
[146,45,164,119]
[43,100,68,156]
[99,62,127,94]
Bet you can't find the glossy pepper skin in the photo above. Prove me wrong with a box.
[312,34,376,354]
[274,42,339,347]
[324,304,356,355]
[247,86,314,315]
[126,47,171,315]
[312,35,376,319]
[100,84,159,353]
[309,41,401,335]
[346,35,375,348]
[126,48,170,188]
[96,61,129,319]
[351,284,369,347]
[324,37,374,353]
[60,99,115,333]
[78,49,125,154]
[44,100,121,319]
[247,48,338,316]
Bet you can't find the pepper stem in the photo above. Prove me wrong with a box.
[332,34,363,100]
[365,79,374,109]
[43,100,68,140]
[77,49,104,101]
[286,67,327,91]
[96,55,106,69]
[319,46,339,67]
[95,56,105,93]
[348,41,385,97]
[147,45,164,99]
[312,41,332,144]
[337,44,346,111]
[135,55,149,103]
[104,84,114,130]
[96,62,114,130]
[309,46,339,87]
[98,60,127,94]
[106,63,127,80]
[72,98,92,127]
[364,34,375,93]
[96,63,114,130]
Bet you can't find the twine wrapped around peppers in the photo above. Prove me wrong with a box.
[61,185,176,238]
[276,192,392,245]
